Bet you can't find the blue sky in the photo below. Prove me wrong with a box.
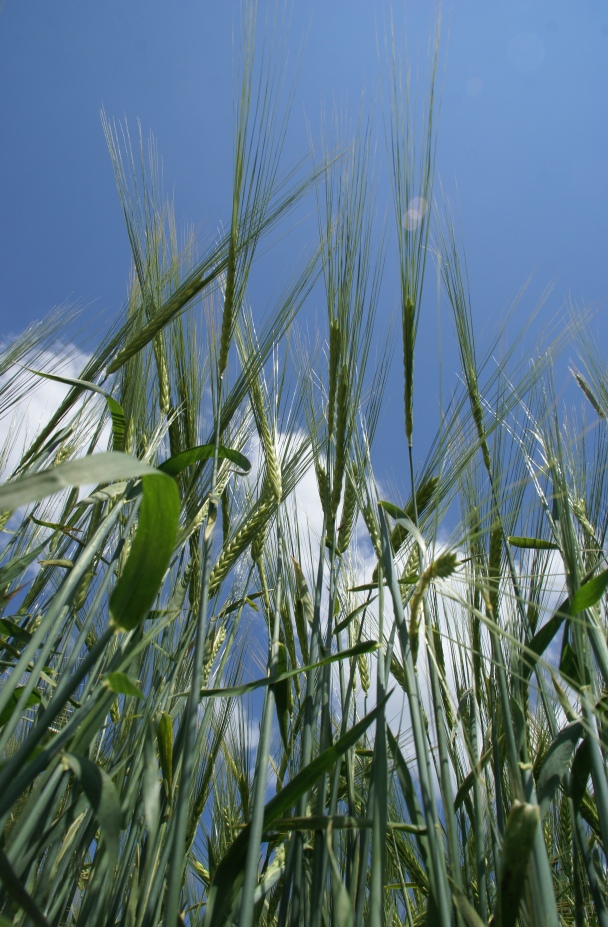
[0,0,606,485]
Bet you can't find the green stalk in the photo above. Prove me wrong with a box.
[368,562,388,927]
[0,495,126,753]
[378,508,452,926]
[162,422,221,926]
[238,520,283,927]
[581,689,608,852]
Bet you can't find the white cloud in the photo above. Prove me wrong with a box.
[0,343,100,480]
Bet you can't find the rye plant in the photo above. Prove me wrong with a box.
[0,6,606,926]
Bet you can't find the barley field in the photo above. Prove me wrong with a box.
[0,8,606,927]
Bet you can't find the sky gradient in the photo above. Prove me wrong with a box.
[0,0,606,484]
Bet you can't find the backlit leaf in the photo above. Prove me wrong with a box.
[110,474,180,631]
[570,567,608,613]
[537,721,583,817]
[0,687,42,727]
[0,452,161,512]
[104,672,145,700]
[157,443,250,476]
[23,367,126,452]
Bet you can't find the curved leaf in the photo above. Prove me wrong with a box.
[570,567,608,613]
[61,753,122,861]
[110,474,180,631]
[537,721,583,817]
[272,642,291,750]
[157,443,251,476]
[23,367,126,452]
[0,687,42,727]
[523,596,570,681]
[494,801,539,927]
[0,452,160,512]
[0,541,48,587]
[104,672,145,700]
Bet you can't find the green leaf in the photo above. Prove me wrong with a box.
[523,596,570,681]
[61,753,122,860]
[23,367,126,452]
[378,499,408,521]
[507,536,559,550]
[104,672,145,700]
[157,443,250,476]
[453,744,494,811]
[451,883,486,927]
[493,801,539,927]
[0,687,42,727]
[559,632,588,687]
[77,481,129,506]
[0,541,48,587]
[292,557,314,626]
[157,711,173,801]
[205,695,388,927]
[0,848,51,927]
[536,721,583,817]
[272,642,291,750]
[326,823,354,927]
[106,397,127,452]
[570,567,608,612]
[0,451,161,511]
[110,474,180,631]
[381,476,439,555]
[198,641,379,699]
[0,617,32,642]
[219,592,262,617]
[387,728,430,872]
[570,739,592,812]
[333,596,377,635]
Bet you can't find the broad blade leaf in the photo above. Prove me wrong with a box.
[110,474,180,631]
[0,687,42,727]
[104,672,145,700]
[0,541,48,587]
[61,753,122,861]
[272,641,291,751]
[570,567,608,613]
[537,721,583,817]
[0,452,160,511]
[333,595,377,634]
[570,739,592,813]
[494,801,539,927]
[157,443,251,476]
[523,595,570,681]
